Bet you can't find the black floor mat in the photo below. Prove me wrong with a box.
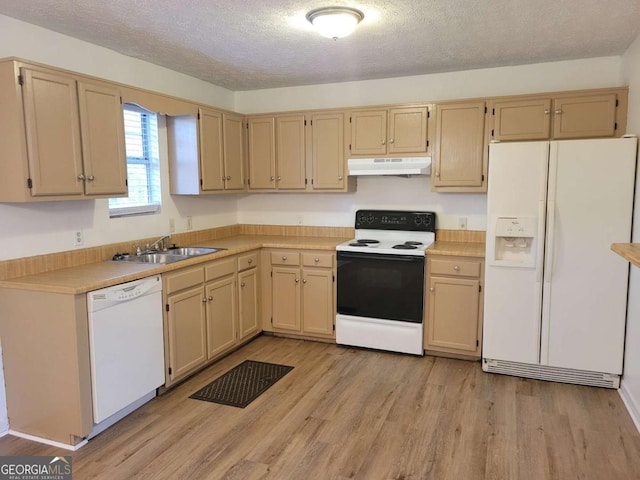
[189,360,294,408]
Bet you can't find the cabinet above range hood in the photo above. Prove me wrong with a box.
[348,157,431,176]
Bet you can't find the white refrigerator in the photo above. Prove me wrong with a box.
[482,137,637,388]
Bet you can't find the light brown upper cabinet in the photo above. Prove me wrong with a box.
[432,101,487,193]
[248,114,305,190]
[167,108,245,194]
[348,106,430,157]
[0,60,127,202]
[489,88,627,142]
[309,112,346,190]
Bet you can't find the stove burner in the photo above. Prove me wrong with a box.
[349,242,369,247]
[404,241,424,246]
[392,244,418,250]
[356,239,380,244]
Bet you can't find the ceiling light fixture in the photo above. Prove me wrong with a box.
[306,7,364,40]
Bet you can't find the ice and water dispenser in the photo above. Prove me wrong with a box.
[492,216,537,266]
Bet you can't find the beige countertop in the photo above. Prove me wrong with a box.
[0,235,486,294]
[426,241,486,258]
[611,243,640,268]
[0,235,348,295]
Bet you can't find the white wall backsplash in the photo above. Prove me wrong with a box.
[237,175,487,230]
[235,57,623,114]
[620,33,640,431]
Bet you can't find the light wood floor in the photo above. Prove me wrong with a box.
[1,335,640,479]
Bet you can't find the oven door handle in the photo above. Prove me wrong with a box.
[337,252,425,263]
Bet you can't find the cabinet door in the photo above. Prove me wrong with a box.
[433,101,486,190]
[166,286,207,382]
[272,266,301,332]
[248,116,276,189]
[350,109,388,155]
[77,80,127,196]
[491,98,551,141]
[552,93,617,139]
[276,114,306,189]
[222,113,245,190]
[21,67,84,197]
[426,276,481,355]
[388,107,428,154]
[302,268,334,336]
[238,268,259,340]
[205,276,237,359]
[199,108,225,191]
[311,112,345,190]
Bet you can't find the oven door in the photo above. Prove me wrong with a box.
[337,251,425,323]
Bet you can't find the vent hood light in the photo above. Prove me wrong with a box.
[348,157,431,176]
[306,7,364,39]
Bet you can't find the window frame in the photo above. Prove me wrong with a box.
[108,104,161,218]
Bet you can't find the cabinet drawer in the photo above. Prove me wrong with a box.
[238,252,258,271]
[164,266,204,295]
[429,258,481,278]
[271,252,300,266]
[302,252,334,268]
[205,257,236,281]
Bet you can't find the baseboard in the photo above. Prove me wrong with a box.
[8,430,87,451]
[619,382,640,433]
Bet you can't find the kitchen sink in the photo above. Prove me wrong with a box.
[112,246,225,265]
[166,246,223,256]
[119,253,190,264]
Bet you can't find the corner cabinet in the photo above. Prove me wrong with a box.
[162,253,260,388]
[489,88,628,142]
[432,101,487,193]
[167,108,245,194]
[425,255,484,358]
[348,106,430,157]
[0,60,127,202]
[264,249,336,339]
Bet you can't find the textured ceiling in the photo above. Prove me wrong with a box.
[1,0,640,91]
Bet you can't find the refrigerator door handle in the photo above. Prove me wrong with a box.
[535,200,546,284]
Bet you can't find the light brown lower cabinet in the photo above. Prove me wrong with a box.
[425,255,484,358]
[268,250,335,339]
[0,289,93,446]
[163,252,260,388]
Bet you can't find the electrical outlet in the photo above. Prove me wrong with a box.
[296,215,303,225]
[187,216,193,231]
[169,218,176,233]
[74,230,84,247]
[458,217,468,230]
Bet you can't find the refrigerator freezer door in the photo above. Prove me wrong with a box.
[541,138,636,374]
[483,141,549,364]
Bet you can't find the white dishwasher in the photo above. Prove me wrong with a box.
[87,275,165,438]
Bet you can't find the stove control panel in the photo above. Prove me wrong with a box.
[354,210,436,232]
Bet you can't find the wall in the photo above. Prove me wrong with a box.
[235,57,623,113]
[0,14,241,261]
[236,56,624,229]
[620,33,640,431]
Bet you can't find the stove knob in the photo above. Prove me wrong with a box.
[414,217,422,225]
[367,215,374,223]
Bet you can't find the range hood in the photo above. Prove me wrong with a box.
[348,157,431,176]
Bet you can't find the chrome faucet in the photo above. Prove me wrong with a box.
[148,234,172,252]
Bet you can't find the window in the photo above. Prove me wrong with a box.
[109,104,161,217]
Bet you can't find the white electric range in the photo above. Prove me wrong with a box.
[336,210,436,355]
